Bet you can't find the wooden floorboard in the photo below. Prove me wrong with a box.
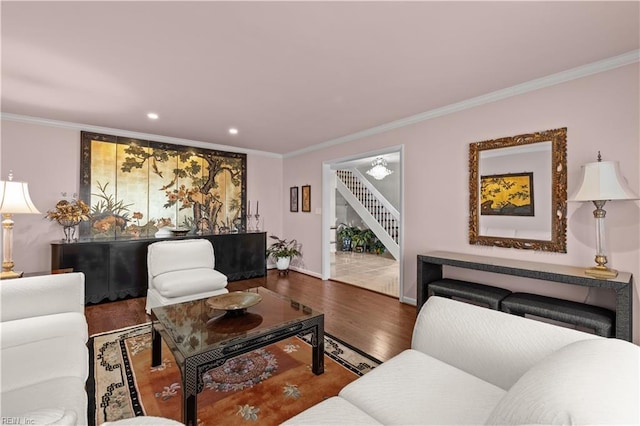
[85,270,416,361]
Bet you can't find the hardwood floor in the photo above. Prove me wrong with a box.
[85,270,417,361]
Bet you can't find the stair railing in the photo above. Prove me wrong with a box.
[336,169,399,256]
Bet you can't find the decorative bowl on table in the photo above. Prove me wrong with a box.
[155,227,173,238]
[170,228,190,237]
[206,291,263,316]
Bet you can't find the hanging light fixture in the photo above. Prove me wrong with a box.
[366,157,393,180]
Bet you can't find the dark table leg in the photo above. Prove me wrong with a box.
[151,323,162,367]
[183,392,196,426]
[183,360,198,426]
[311,321,325,375]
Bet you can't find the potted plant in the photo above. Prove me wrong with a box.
[372,238,386,255]
[336,223,353,251]
[350,228,371,253]
[266,235,301,272]
[361,229,375,253]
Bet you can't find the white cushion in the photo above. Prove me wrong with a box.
[339,349,506,425]
[1,376,87,425]
[412,296,595,390]
[1,312,88,349]
[486,338,640,425]
[283,396,382,425]
[1,272,85,322]
[1,336,88,392]
[145,287,229,314]
[152,268,227,298]
[148,239,216,277]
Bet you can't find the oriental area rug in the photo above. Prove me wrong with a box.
[88,323,380,425]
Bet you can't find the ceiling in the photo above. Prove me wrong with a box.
[2,1,639,156]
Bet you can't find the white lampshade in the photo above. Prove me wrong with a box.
[1,173,40,279]
[0,179,40,214]
[570,160,638,202]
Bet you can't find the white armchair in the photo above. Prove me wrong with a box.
[145,239,228,314]
[0,272,89,425]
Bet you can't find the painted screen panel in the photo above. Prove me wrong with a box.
[80,132,246,238]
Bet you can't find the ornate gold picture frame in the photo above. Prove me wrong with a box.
[469,128,567,252]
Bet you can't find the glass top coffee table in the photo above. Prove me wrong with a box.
[150,286,325,426]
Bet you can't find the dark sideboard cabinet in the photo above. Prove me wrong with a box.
[51,232,267,304]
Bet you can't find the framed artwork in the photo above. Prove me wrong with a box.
[79,131,247,238]
[301,185,311,212]
[469,127,567,253]
[480,172,534,216]
[290,186,299,212]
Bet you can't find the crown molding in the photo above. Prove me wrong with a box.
[0,113,283,159]
[2,50,637,160]
[283,49,640,159]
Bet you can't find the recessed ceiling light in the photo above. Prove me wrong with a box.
[229,128,238,135]
[147,112,159,120]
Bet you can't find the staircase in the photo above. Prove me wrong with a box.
[336,169,399,259]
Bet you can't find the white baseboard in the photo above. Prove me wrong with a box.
[266,265,322,279]
[289,266,322,279]
[400,296,417,306]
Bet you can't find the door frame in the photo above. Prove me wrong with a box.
[321,145,405,302]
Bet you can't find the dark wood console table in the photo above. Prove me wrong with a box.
[417,251,633,341]
[51,232,266,304]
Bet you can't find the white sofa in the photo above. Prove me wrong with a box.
[285,296,639,425]
[145,239,228,314]
[0,272,89,425]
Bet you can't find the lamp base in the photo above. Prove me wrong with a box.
[584,266,618,279]
[0,270,24,280]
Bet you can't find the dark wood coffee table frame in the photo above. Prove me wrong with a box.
[150,293,324,426]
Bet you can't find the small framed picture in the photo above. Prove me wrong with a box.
[480,172,534,216]
[290,187,299,212]
[301,185,311,212]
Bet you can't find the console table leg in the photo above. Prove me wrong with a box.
[417,259,443,313]
[615,287,632,341]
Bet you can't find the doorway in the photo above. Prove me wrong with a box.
[321,146,403,300]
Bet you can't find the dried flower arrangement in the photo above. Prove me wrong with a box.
[45,193,91,241]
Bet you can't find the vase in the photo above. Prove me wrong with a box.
[276,257,291,271]
[57,219,81,243]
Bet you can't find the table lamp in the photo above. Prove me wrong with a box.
[570,153,638,279]
[0,171,41,279]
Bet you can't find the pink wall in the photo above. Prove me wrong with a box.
[246,154,284,245]
[282,64,640,342]
[1,122,80,272]
[1,64,638,342]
